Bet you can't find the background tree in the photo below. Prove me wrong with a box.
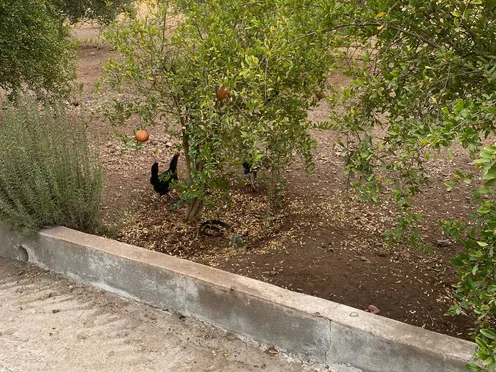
[0,0,75,97]
[101,0,333,221]
[53,0,136,24]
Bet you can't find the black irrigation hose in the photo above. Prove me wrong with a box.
[199,219,233,237]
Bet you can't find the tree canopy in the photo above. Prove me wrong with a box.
[326,1,496,369]
[0,0,75,97]
[101,0,333,220]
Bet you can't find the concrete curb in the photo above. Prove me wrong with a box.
[0,224,475,372]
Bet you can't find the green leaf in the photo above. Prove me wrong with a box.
[447,149,454,161]
[484,357,495,371]
[466,361,482,372]
[484,178,496,188]
[472,264,479,275]
[474,159,487,165]
[480,329,496,340]
[478,207,491,214]
[483,164,496,180]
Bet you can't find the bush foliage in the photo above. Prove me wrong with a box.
[0,98,104,236]
[444,146,496,372]
[325,1,496,370]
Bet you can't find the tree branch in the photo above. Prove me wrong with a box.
[301,22,441,49]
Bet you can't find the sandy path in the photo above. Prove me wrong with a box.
[0,258,333,372]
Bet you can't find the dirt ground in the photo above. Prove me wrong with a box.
[71,24,476,341]
[0,257,338,372]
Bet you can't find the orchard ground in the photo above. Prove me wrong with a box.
[74,24,476,341]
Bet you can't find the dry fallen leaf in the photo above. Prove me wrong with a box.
[265,346,278,356]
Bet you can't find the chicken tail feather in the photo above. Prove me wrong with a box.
[151,162,159,185]
[169,153,180,173]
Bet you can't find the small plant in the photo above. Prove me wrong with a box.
[0,97,104,236]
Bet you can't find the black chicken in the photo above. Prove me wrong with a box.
[150,153,179,196]
[242,161,259,178]
[243,161,259,191]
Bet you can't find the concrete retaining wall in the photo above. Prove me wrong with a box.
[0,224,475,371]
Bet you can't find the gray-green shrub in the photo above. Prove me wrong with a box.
[0,97,104,236]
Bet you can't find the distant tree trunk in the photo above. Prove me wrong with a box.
[266,165,277,220]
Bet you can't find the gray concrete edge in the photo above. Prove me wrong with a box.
[0,224,475,372]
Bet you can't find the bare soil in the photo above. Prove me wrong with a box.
[72,25,476,341]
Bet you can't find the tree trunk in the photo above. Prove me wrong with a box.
[185,197,203,222]
[263,163,277,224]
[179,116,206,222]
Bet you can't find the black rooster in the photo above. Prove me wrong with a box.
[150,153,179,197]
[243,161,259,191]
[242,161,259,178]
